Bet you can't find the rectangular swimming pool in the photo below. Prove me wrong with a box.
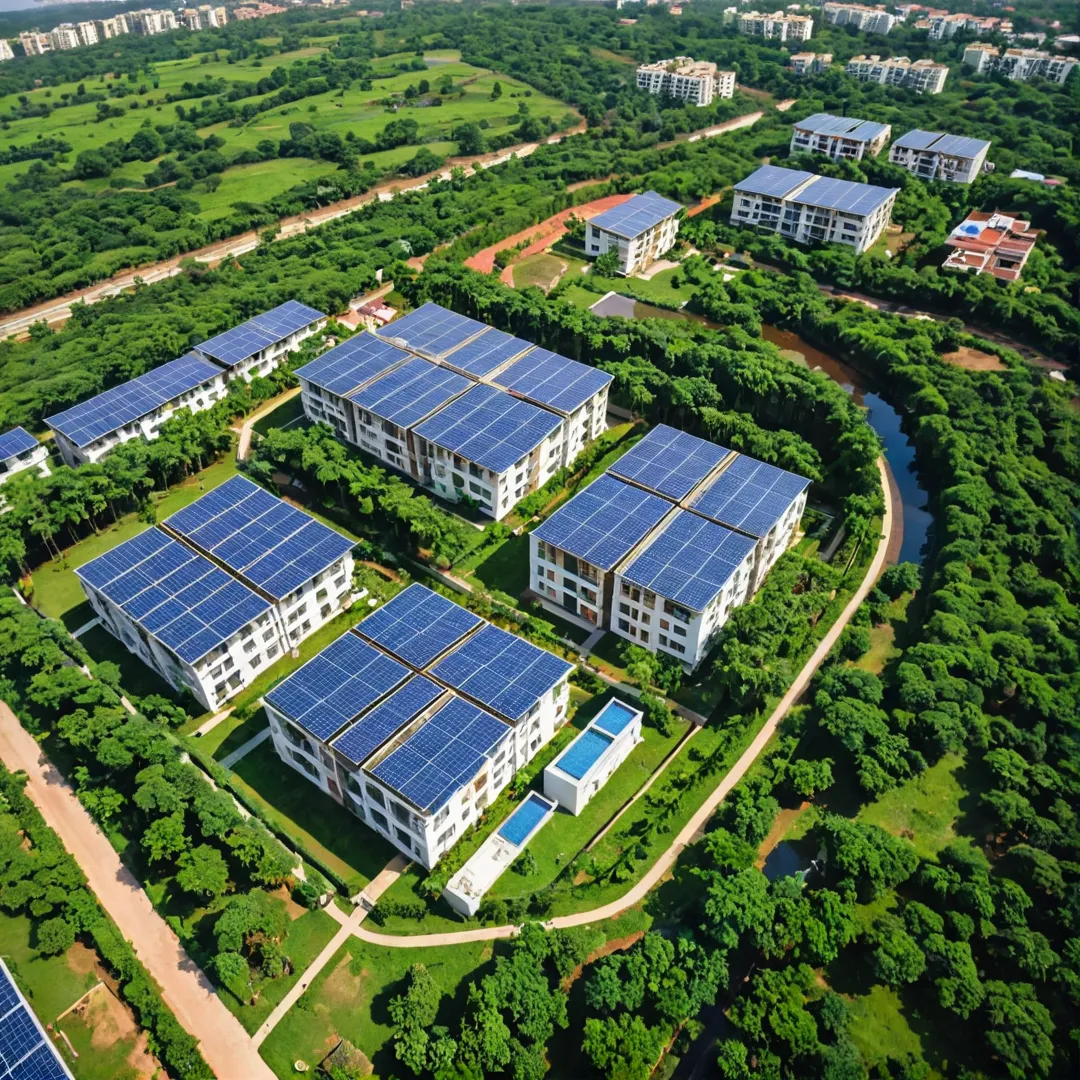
[555,728,613,780]
[498,792,553,847]
[592,699,638,737]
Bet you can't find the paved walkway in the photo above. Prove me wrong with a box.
[348,456,893,948]
[0,704,276,1080]
[219,727,271,769]
[70,616,101,639]
[193,706,233,738]
[237,386,301,462]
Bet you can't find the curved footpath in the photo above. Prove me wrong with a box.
[352,455,894,948]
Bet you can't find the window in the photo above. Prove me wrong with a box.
[640,631,649,643]
[618,618,630,632]
[619,602,630,616]
[674,624,687,637]
[365,784,386,808]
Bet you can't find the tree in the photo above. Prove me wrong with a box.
[176,844,230,898]
[389,963,442,1075]
[455,122,485,156]
[594,250,620,277]
[582,1013,664,1080]
[787,757,834,799]
[982,981,1054,1080]
[868,914,926,986]
[490,79,502,100]
[142,811,188,863]
[36,916,76,956]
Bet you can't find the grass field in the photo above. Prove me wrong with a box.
[847,986,930,1071]
[513,252,568,292]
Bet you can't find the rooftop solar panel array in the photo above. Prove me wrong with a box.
[608,424,730,500]
[0,428,37,463]
[330,675,444,766]
[533,473,672,570]
[294,334,410,395]
[891,128,943,151]
[0,960,73,1080]
[264,632,408,741]
[797,174,897,215]
[77,527,272,664]
[442,327,533,377]
[376,302,487,359]
[795,113,889,141]
[931,133,991,158]
[164,475,354,601]
[196,300,326,367]
[432,623,574,721]
[689,454,811,537]
[620,509,757,612]
[492,348,613,416]
[589,191,683,239]
[733,164,816,199]
[46,353,223,449]
[355,582,482,668]
[413,384,562,476]
[347,357,471,428]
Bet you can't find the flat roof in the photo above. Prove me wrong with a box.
[441,327,533,377]
[794,175,898,216]
[892,130,990,158]
[689,454,810,537]
[608,424,730,501]
[347,356,471,428]
[589,191,683,239]
[492,347,612,416]
[733,164,817,200]
[330,674,444,766]
[294,333,410,395]
[0,427,38,462]
[196,300,326,367]
[376,301,487,360]
[793,112,890,142]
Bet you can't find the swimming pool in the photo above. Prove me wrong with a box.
[556,729,613,780]
[498,793,554,847]
[592,699,638,737]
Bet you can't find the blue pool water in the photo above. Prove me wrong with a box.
[557,729,613,780]
[498,793,552,846]
[593,699,637,737]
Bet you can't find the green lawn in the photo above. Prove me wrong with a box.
[847,986,931,1073]
[252,393,307,437]
[76,625,182,702]
[192,705,271,759]
[513,252,569,292]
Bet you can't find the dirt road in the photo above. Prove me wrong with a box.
[0,703,275,1080]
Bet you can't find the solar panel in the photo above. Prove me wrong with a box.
[794,113,889,142]
[442,327,533,377]
[891,128,942,151]
[370,695,510,813]
[264,631,409,741]
[330,674,443,766]
[930,133,991,158]
[608,424,729,501]
[196,301,326,367]
[354,583,482,668]
[733,165,816,199]
[0,961,73,1080]
[45,353,223,449]
[689,454,810,538]
[164,475,354,601]
[294,334,411,396]
[796,175,897,216]
[431,623,573,722]
[533,474,673,570]
[75,527,272,665]
[0,428,37,463]
[376,302,487,359]
[620,509,757,612]
[492,348,613,416]
[347,357,471,428]
[588,191,683,239]
[413,385,562,476]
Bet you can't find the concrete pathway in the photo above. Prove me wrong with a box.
[70,616,101,639]
[580,627,606,654]
[348,456,893,948]
[237,386,301,462]
[219,727,271,769]
[193,706,233,738]
[0,703,276,1080]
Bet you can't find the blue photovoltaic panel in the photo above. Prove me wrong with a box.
[294,334,410,396]
[930,133,991,159]
[370,695,510,812]
[164,475,354,600]
[347,357,471,428]
[795,113,889,142]
[196,300,326,367]
[331,674,443,765]
[589,190,683,239]
[355,583,482,668]
[608,424,729,501]
[251,299,326,337]
[0,961,73,1080]
[797,175,897,216]
[556,728,613,780]
[689,454,811,538]
[376,302,487,359]
[620,509,757,612]
[265,632,409,741]
[492,348,613,416]
[592,699,638,737]
[533,474,672,570]
[413,385,562,476]
[0,428,37,463]
[497,792,554,846]
[75,528,271,665]
[891,128,944,151]
[733,164,816,199]
[442,327,532,377]
[45,353,222,449]
[432,623,573,722]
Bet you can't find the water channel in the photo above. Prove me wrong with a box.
[588,292,932,565]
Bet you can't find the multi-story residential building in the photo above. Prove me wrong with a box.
[635,57,736,105]
[48,24,82,49]
[199,5,228,26]
[264,583,573,869]
[970,46,1079,82]
[0,427,48,486]
[181,9,203,30]
[927,12,1009,39]
[731,164,898,254]
[943,210,1036,281]
[128,9,178,35]
[790,113,891,160]
[0,39,14,62]
[76,21,99,45]
[736,9,814,41]
[97,15,131,38]
[823,3,897,33]
[585,190,683,275]
[18,32,51,55]
[790,51,832,75]
[962,42,999,73]
[845,53,949,92]
[889,129,991,183]
[77,476,356,711]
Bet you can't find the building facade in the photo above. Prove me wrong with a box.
[888,129,991,183]
[845,54,949,93]
[823,3,897,33]
[790,113,891,160]
[636,57,736,105]
[586,190,683,275]
[967,46,1079,82]
[98,15,130,37]
[18,32,51,55]
[0,427,48,486]
[927,12,1009,39]
[790,52,832,75]
[736,10,813,40]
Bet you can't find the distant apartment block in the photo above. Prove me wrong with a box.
[201,5,229,27]
[889,129,991,183]
[735,9,813,41]
[586,191,683,275]
[97,15,130,37]
[790,51,832,75]
[944,210,1035,280]
[233,3,288,18]
[18,32,51,55]
[636,56,736,105]
[927,12,1010,39]
[0,38,14,61]
[846,54,949,93]
[790,113,891,160]
[965,44,1078,82]
[732,164,898,254]
[128,8,178,34]
[48,23,81,49]
[823,3,897,33]
[0,427,48,486]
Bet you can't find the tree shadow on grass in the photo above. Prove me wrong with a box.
[826,940,878,998]
[471,532,530,597]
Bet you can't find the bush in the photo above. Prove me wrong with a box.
[838,624,872,660]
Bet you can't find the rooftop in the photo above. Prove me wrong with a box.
[608,423,731,500]
[442,327,533,377]
[589,191,684,240]
[491,347,613,416]
[793,112,890,142]
[376,301,487,360]
[0,427,38,462]
[735,164,897,215]
[689,454,811,537]
[294,333,410,395]
[891,129,991,158]
[0,957,76,1080]
[196,300,326,367]
[347,356,471,428]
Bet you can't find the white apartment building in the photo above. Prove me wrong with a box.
[181,9,203,29]
[636,57,736,105]
[586,190,683,275]
[48,24,81,49]
[0,39,14,62]
[200,5,229,26]
[823,3,897,33]
[0,427,48,486]
[889,129,991,183]
[845,54,950,93]
[737,10,813,41]
[790,113,891,160]
[962,43,999,74]
[265,584,573,869]
[97,15,130,38]
[76,21,99,45]
[731,164,898,254]
[974,46,1079,82]
[790,52,832,75]
[928,12,1009,40]
[129,9,178,35]
[18,32,51,55]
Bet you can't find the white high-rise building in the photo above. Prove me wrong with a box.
[199,5,229,26]
[181,9,203,29]
[845,54,949,93]
[97,15,131,38]
[0,39,14,61]
[736,9,813,41]
[48,24,81,50]
[790,113,891,160]
[888,130,992,184]
[823,3,897,33]
[636,57,736,105]
[966,45,1079,82]
[76,21,99,45]
[19,31,52,55]
[789,52,832,75]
